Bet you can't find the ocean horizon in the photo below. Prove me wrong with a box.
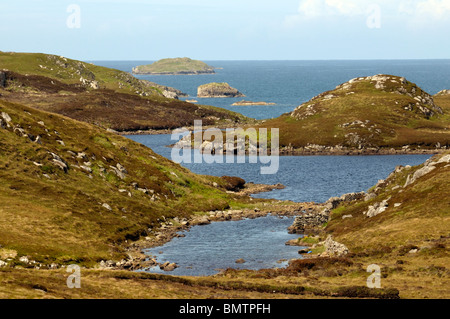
[92,59,450,120]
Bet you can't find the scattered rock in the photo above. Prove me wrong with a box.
[102,203,112,211]
[195,216,211,226]
[34,136,42,145]
[364,198,390,218]
[160,262,178,271]
[52,159,68,172]
[323,235,348,257]
[110,164,127,180]
[19,256,29,264]
[80,165,92,173]
[325,192,365,210]
[235,258,246,264]
[1,112,12,124]
[404,165,436,187]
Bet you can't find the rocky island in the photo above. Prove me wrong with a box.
[232,100,276,106]
[197,82,245,98]
[132,57,215,75]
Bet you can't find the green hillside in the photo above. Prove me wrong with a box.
[0,52,248,131]
[0,98,246,266]
[259,75,450,153]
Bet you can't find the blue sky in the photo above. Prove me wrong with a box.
[1,0,450,60]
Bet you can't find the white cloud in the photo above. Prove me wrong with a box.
[294,0,450,19]
[403,0,450,19]
[284,0,450,29]
[297,0,375,17]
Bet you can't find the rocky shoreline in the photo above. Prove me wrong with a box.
[278,145,447,156]
[118,129,447,156]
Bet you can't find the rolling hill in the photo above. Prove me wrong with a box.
[0,52,248,132]
[0,98,247,266]
[259,74,450,154]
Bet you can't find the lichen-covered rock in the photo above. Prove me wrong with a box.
[323,235,349,257]
[364,198,389,218]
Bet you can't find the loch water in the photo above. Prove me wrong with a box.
[127,134,431,276]
[105,59,446,276]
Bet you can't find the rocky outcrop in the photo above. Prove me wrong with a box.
[197,83,245,98]
[435,89,450,96]
[288,209,329,235]
[323,235,349,257]
[359,153,450,218]
[324,192,366,210]
[363,198,390,218]
[80,77,99,90]
[288,192,366,234]
[404,153,450,188]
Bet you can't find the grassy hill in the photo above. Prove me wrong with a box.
[132,57,215,75]
[0,98,250,266]
[0,52,248,131]
[259,75,450,153]
[1,97,448,298]
[179,152,449,299]
[327,152,450,255]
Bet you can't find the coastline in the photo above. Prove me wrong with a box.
[104,183,323,272]
[118,130,447,156]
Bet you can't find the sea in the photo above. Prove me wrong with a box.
[92,60,448,276]
[92,59,450,119]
